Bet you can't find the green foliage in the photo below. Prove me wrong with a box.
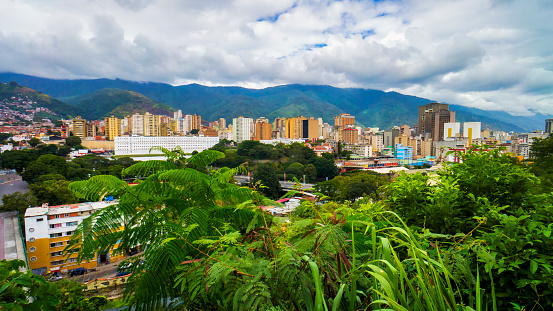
[65,88,174,120]
[28,137,41,147]
[530,135,553,192]
[22,154,69,183]
[1,192,38,214]
[65,136,82,147]
[316,171,390,202]
[30,179,78,206]
[252,163,282,199]
[0,259,60,310]
[309,156,338,181]
[0,150,38,173]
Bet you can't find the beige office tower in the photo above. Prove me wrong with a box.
[302,117,320,141]
[255,122,272,141]
[219,118,226,130]
[286,116,307,139]
[104,116,122,141]
[144,112,161,136]
[72,116,87,139]
[341,128,358,144]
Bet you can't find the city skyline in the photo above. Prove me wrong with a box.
[0,0,552,118]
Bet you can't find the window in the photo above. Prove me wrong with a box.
[49,223,62,229]
[29,247,36,252]
[28,228,34,232]
[51,251,63,257]
[66,221,78,226]
[64,214,69,217]
[49,233,62,238]
[65,231,74,236]
[67,258,77,263]
[30,256,37,262]
[36,218,43,222]
[51,260,64,266]
[55,215,60,218]
[29,237,35,242]
[50,242,64,248]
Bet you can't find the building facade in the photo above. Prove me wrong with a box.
[114,136,220,156]
[72,116,87,139]
[233,117,252,143]
[104,116,122,141]
[24,201,124,276]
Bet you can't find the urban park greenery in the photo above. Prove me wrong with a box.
[57,145,553,311]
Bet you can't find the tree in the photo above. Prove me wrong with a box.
[190,129,199,134]
[530,135,553,191]
[310,156,338,180]
[1,192,38,213]
[55,280,107,311]
[0,259,60,310]
[30,179,78,206]
[237,140,263,156]
[57,146,72,157]
[304,163,317,183]
[0,150,38,173]
[285,162,304,180]
[252,163,282,199]
[65,136,82,147]
[22,154,69,183]
[28,137,41,147]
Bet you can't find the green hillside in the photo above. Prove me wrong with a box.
[0,81,81,119]
[0,73,538,132]
[64,88,174,120]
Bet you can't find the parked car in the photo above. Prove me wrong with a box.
[48,275,63,282]
[68,267,87,277]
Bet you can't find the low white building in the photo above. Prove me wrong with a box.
[260,138,304,145]
[114,136,220,156]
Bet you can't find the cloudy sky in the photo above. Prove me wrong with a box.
[1,0,552,116]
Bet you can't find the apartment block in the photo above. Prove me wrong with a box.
[24,201,124,276]
[255,120,272,141]
[72,116,87,139]
[104,116,122,141]
[144,113,161,136]
[341,128,359,144]
[233,117,252,143]
[286,116,306,139]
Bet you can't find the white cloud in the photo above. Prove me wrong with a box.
[0,0,552,115]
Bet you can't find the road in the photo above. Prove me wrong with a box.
[234,175,315,190]
[0,175,29,205]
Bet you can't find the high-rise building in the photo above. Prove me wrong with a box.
[335,113,355,127]
[341,128,358,144]
[384,129,400,149]
[219,118,226,130]
[546,119,553,134]
[286,116,307,139]
[233,117,252,143]
[418,103,455,141]
[174,109,183,120]
[144,112,161,136]
[104,116,122,141]
[130,113,144,136]
[86,121,96,138]
[72,116,87,139]
[302,117,321,141]
[254,118,272,141]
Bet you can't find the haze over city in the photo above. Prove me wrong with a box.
[1,0,552,116]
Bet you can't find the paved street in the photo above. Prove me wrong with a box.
[0,174,29,205]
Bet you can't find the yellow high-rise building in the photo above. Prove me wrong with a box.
[104,116,122,141]
[72,116,87,139]
[144,112,161,136]
[286,116,306,139]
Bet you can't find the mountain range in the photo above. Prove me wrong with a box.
[1,72,549,132]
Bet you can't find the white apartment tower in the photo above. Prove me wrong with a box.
[233,117,252,143]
